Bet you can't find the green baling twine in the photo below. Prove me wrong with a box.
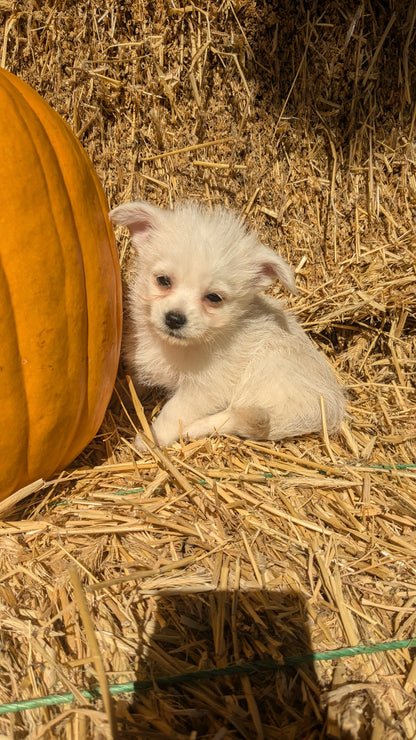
[1,638,415,715]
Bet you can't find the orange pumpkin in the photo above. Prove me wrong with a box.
[0,69,122,500]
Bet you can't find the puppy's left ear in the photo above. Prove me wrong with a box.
[253,248,297,294]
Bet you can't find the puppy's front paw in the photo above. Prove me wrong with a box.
[133,424,179,452]
[150,418,180,447]
[134,432,149,452]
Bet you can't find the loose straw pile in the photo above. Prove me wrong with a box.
[0,2,415,738]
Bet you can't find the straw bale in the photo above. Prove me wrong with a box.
[0,1,416,737]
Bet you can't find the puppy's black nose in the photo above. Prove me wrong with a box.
[165,310,187,331]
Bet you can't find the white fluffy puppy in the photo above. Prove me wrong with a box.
[110,201,345,448]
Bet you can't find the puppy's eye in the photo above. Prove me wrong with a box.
[205,293,223,304]
[156,275,171,288]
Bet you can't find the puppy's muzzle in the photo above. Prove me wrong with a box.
[165,310,187,332]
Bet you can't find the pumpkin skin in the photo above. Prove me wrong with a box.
[0,69,122,500]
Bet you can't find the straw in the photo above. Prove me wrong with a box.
[0,1,415,737]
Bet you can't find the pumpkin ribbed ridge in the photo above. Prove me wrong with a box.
[0,69,122,499]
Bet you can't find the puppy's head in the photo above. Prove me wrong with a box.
[110,201,296,344]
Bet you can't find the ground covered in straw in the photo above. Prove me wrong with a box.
[1,1,416,738]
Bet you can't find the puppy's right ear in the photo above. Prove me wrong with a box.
[109,201,161,249]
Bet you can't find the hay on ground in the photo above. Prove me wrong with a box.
[0,1,415,738]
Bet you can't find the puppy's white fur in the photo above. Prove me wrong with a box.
[110,201,345,448]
